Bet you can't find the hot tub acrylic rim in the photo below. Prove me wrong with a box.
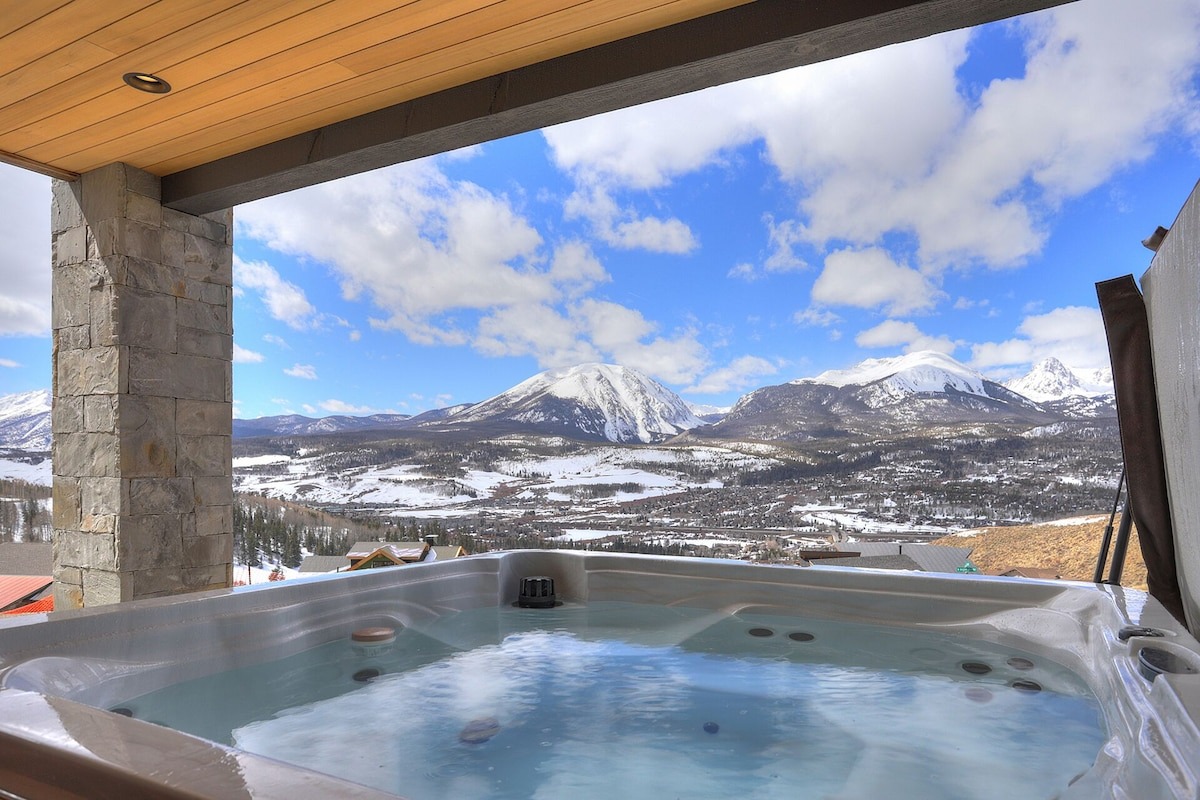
[0,550,1197,799]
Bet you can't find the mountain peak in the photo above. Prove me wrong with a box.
[798,351,989,396]
[453,363,704,443]
[1006,357,1113,402]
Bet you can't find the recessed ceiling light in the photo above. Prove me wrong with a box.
[122,72,171,94]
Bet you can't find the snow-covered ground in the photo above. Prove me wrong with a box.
[0,456,52,486]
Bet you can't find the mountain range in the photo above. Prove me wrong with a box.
[0,354,1114,449]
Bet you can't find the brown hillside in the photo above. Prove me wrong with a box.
[933,516,1147,592]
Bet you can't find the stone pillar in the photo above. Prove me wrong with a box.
[51,163,233,608]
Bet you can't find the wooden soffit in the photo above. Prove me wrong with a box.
[0,0,1074,214]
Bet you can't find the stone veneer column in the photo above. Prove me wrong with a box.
[51,163,233,607]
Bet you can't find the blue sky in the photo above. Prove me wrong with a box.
[3,0,1200,419]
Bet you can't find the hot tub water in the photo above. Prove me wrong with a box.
[117,602,1106,800]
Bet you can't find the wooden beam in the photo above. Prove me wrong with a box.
[162,0,1074,214]
[0,149,79,181]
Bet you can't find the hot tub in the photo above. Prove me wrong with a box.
[1,551,1198,798]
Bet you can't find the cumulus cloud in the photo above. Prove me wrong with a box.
[812,248,943,315]
[563,185,697,254]
[234,255,317,330]
[319,399,383,414]
[0,165,50,336]
[239,160,714,386]
[855,320,958,355]
[284,363,318,380]
[542,0,1200,272]
[685,355,779,395]
[970,306,1109,371]
[0,358,20,368]
[233,344,265,363]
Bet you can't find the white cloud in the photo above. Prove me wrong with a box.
[0,358,20,368]
[319,399,383,414]
[233,344,265,363]
[793,308,842,327]
[685,355,779,395]
[563,185,697,254]
[301,404,317,414]
[541,0,1200,271]
[234,255,317,330]
[0,165,50,336]
[970,306,1109,371]
[855,320,958,355]
[263,333,290,348]
[812,248,943,315]
[348,330,362,342]
[284,363,318,380]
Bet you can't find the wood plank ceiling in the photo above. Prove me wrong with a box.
[0,0,750,180]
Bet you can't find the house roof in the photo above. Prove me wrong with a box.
[0,543,53,577]
[430,545,468,561]
[812,554,926,572]
[0,575,54,611]
[297,555,350,574]
[832,543,973,574]
[0,1,1067,212]
[347,541,429,563]
[0,595,54,616]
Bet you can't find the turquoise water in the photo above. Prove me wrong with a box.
[119,603,1107,799]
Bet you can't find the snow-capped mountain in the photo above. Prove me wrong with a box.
[0,390,51,450]
[233,412,412,439]
[796,351,1001,408]
[700,351,1051,442]
[437,363,705,443]
[1005,357,1113,402]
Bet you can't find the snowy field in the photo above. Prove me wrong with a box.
[0,456,51,486]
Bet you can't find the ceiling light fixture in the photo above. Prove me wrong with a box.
[122,72,171,94]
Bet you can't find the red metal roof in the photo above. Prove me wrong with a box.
[0,575,53,611]
[1,595,54,616]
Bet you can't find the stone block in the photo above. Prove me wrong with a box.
[178,297,229,334]
[51,179,84,235]
[57,324,90,350]
[52,226,87,266]
[54,433,119,478]
[201,208,233,245]
[128,477,195,514]
[117,514,183,571]
[93,218,162,263]
[197,281,230,306]
[52,396,84,434]
[53,564,82,586]
[192,476,234,507]
[88,282,116,345]
[131,566,183,596]
[79,162,127,223]
[123,255,186,297]
[112,286,176,351]
[124,164,161,202]
[53,581,84,611]
[183,532,232,568]
[83,394,117,432]
[52,477,81,528]
[185,234,233,286]
[176,434,230,477]
[193,504,233,537]
[125,190,162,227]
[51,263,90,329]
[177,399,232,436]
[84,567,132,605]
[85,532,118,570]
[53,528,88,567]
[128,350,226,401]
[182,563,229,591]
[80,476,124,515]
[177,327,231,360]
[56,347,122,395]
[80,513,116,534]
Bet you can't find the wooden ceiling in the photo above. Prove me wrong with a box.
[0,0,1075,213]
[0,0,748,177]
